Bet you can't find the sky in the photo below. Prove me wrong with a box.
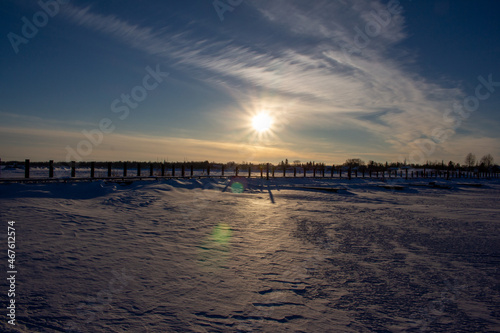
[1,0,499,165]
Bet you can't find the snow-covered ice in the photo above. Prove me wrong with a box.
[1,178,499,332]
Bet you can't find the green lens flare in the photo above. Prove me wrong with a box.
[197,223,232,271]
[211,223,232,244]
[230,182,244,193]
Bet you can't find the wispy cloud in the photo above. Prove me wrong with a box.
[0,111,95,128]
[60,1,466,157]
[0,126,308,162]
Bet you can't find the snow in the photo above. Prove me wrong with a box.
[1,178,499,332]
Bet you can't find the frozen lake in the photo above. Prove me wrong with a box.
[1,178,499,332]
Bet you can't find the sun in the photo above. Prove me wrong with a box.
[252,112,273,132]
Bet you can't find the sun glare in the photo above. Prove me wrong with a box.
[252,113,273,132]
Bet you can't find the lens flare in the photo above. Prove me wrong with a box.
[230,182,245,193]
[197,223,232,272]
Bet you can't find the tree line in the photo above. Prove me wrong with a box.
[1,153,496,172]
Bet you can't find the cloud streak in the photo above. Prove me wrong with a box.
[0,126,310,163]
[60,1,467,159]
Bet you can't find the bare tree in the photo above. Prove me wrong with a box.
[464,153,476,169]
[480,154,494,168]
[344,158,365,167]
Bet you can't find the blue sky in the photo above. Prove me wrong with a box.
[1,0,499,164]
